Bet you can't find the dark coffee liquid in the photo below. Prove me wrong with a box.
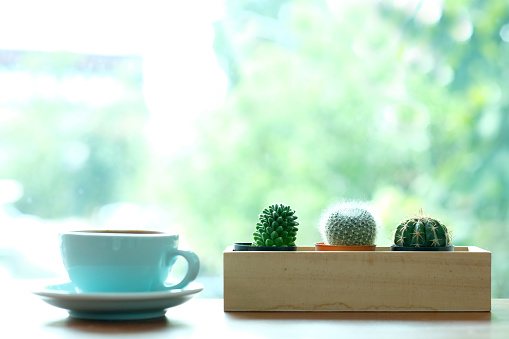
[74,230,166,235]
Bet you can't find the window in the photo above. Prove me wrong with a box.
[1,0,508,298]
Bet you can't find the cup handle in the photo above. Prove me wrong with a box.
[164,250,200,290]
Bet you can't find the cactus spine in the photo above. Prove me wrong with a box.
[393,210,452,247]
[319,201,378,246]
[253,203,299,247]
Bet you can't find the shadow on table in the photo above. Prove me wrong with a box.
[226,311,492,322]
[43,316,190,334]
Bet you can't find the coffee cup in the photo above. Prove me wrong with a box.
[59,230,200,293]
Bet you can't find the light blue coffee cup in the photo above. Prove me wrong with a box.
[60,230,200,293]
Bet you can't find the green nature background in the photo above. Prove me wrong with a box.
[1,0,509,296]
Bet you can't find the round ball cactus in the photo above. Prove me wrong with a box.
[319,201,378,246]
[253,203,299,247]
[393,211,452,248]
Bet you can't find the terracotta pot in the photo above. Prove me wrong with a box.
[314,242,376,251]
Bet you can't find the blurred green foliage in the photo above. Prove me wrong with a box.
[0,55,149,217]
[2,0,509,296]
[165,0,509,293]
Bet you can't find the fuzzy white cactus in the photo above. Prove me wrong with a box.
[319,201,379,246]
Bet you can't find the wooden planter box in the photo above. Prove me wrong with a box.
[223,246,491,312]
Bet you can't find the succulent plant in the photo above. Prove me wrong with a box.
[393,210,452,248]
[253,203,299,247]
[319,201,378,246]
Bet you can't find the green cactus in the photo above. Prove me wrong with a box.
[393,211,452,248]
[320,202,377,246]
[253,203,299,247]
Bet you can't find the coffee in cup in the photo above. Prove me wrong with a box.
[59,230,200,293]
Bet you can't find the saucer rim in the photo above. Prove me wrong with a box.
[30,280,204,301]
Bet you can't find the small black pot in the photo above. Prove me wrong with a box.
[390,245,454,252]
[233,242,297,251]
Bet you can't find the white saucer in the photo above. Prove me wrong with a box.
[31,281,203,320]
